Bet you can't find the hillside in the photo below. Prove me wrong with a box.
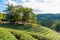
[37,14,60,31]
[0,24,60,40]
[37,14,60,20]
[0,2,60,40]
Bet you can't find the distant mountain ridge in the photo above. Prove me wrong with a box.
[37,14,60,20]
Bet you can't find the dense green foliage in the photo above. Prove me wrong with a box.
[0,12,3,21]
[4,4,37,23]
[0,24,60,40]
[0,28,17,40]
[37,14,60,32]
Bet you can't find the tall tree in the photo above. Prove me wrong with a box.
[0,12,3,21]
[4,4,14,22]
[4,4,37,23]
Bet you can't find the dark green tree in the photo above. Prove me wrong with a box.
[4,4,37,23]
[0,12,4,21]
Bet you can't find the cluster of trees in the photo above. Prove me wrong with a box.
[37,14,60,32]
[37,17,60,32]
[37,19,53,27]
[0,4,37,24]
[51,20,60,32]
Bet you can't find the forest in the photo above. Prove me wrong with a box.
[0,4,37,24]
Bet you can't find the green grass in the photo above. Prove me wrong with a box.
[25,26,60,40]
[0,24,60,40]
[0,28,17,40]
[0,28,37,40]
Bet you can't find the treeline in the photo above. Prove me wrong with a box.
[37,14,60,32]
[0,4,37,24]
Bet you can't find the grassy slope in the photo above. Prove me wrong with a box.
[0,24,60,40]
[0,28,17,40]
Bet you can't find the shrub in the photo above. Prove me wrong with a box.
[2,28,37,40]
[27,32,58,40]
[0,28,17,40]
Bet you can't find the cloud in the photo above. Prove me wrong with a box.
[2,0,60,14]
[8,0,17,5]
[2,0,18,6]
[39,0,60,13]
[21,0,41,14]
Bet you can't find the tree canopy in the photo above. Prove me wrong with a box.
[0,12,4,21]
[4,4,37,23]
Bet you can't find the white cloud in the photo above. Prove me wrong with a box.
[21,0,41,14]
[20,0,60,14]
[3,0,18,6]
[39,0,60,13]
[3,0,60,14]
[8,0,18,6]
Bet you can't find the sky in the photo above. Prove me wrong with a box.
[0,0,60,14]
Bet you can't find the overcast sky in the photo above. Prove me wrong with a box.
[0,0,60,14]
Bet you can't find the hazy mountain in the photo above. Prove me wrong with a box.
[37,14,60,20]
